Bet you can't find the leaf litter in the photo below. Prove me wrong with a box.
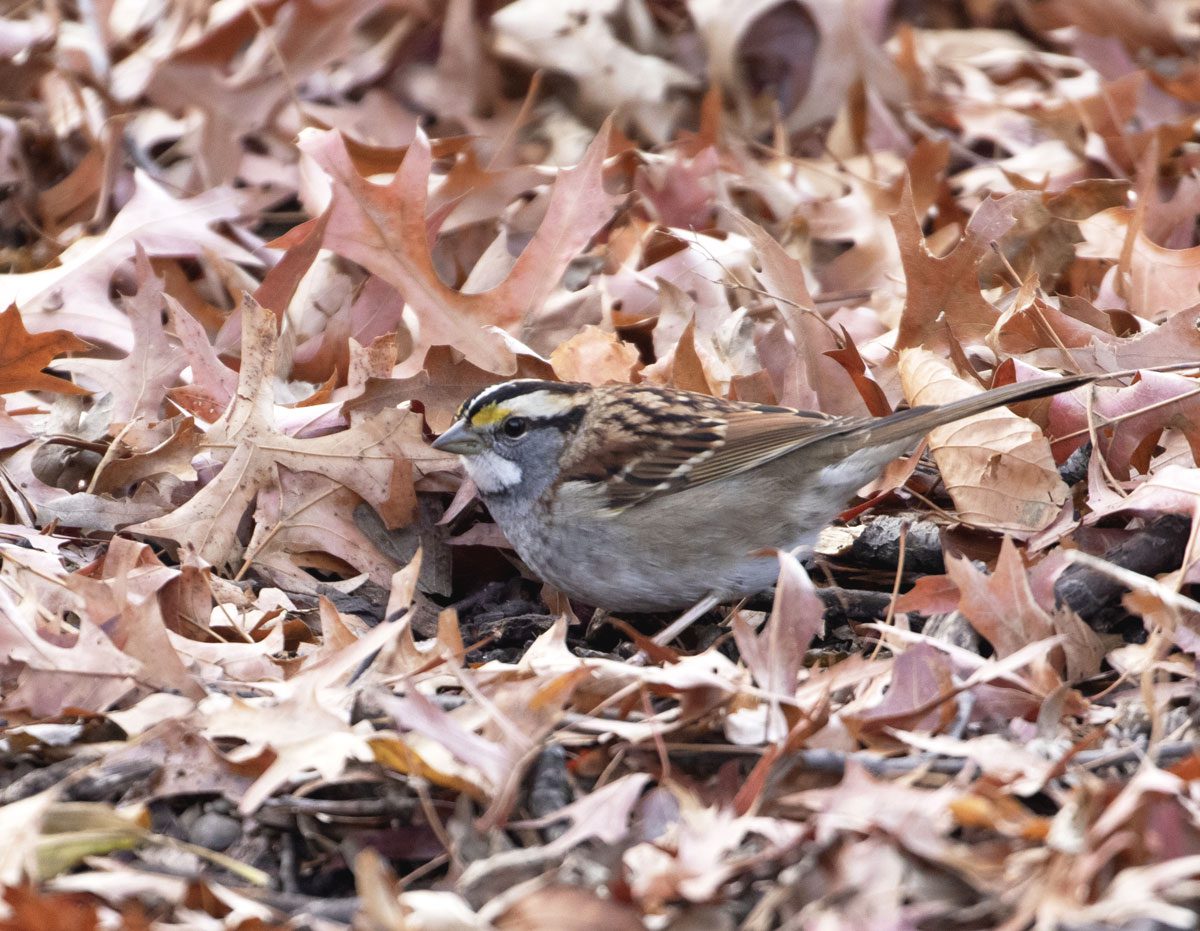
[3,1,1200,928]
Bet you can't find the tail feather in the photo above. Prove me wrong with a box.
[847,362,1198,449]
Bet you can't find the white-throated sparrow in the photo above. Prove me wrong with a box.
[430,373,1112,612]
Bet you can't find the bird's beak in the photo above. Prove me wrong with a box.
[431,420,484,455]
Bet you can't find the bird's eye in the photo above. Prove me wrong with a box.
[502,416,528,438]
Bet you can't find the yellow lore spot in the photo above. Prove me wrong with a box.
[469,403,510,428]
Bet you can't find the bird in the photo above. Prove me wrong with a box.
[429,371,1126,615]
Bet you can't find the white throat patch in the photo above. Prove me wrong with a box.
[462,450,523,493]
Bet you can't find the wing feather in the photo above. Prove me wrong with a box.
[605,408,862,509]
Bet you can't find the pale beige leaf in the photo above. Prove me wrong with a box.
[550,325,641,385]
[899,348,1069,533]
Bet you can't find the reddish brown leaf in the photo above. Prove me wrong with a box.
[0,305,91,396]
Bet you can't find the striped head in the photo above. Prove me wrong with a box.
[432,380,589,496]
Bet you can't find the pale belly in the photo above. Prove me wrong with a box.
[491,470,846,612]
[476,427,913,612]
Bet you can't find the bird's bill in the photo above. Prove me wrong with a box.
[431,420,485,455]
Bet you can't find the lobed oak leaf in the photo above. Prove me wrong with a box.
[193,615,416,814]
[36,492,170,534]
[131,297,455,569]
[900,348,1069,533]
[893,185,1013,351]
[243,467,402,591]
[1086,463,1200,521]
[989,290,1117,360]
[62,538,201,698]
[643,278,761,398]
[511,772,653,857]
[56,248,185,437]
[729,209,868,415]
[733,551,824,700]
[655,316,714,394]
[1078,205,1200,322]
[0,584,141,717]
[977,180,1129,291]
[346,345,554,433]
[294,120,619,374]
[161,294,239,419]
[132,0,390,184]
[947,536,1101,682]
[91,417,201,495]
[1047,370,1200,478]
[0,305,91,397]
[623,798,804,905]
[1089,304,1200,372]
[493,0,697,143]
[894,731,1058,797]
[99,716,257,801]
[842,642,958,745]
[198,686,377,815]
[636,146,720,230]
[0,172,258,351]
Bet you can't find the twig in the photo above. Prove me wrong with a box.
[776,739,1200,781]
[1054,519,1195,624]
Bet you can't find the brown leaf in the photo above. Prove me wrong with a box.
[549,326,640,385]
[293,120,620,373]
[944,537,1085,687]
[733,551,824,698]
[730,210,867,416]
[893,186,1013,351]
[1079,203,1200,321]
[132,297,454,568]
[0,305,90,396]
[0,174,257,350]
[244,467,402,590]
[57,248,184,432]
[495,885,644,931]
[842,642,957,745]
[348,345,556,433]
[1048,370,1200,479]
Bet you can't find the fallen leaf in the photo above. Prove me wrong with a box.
[900,348,1069,533]
[0,305,91,397]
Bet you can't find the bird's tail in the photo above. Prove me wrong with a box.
[846,362,1198,449]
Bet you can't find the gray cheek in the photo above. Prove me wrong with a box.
[462,428,572,500]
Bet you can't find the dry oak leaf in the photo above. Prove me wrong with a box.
[0,584,141,717]
[135,0,389,184]
[1077,205,1200,321]
[197,615,414,814]
[550,325,641,385]
[899,348,1069,533]
[343,345,554,433]
[0,171,257,351]
[493,0,697,144]
[244,467,401,591]
[893,187,1020,351]
[57,248,184,433]
[0,305,90,397]
[727,209,867,416]
[946,537,1102,684]
[290,120,619,374]
[131,297,455,568]
[1047,370,1200,479]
